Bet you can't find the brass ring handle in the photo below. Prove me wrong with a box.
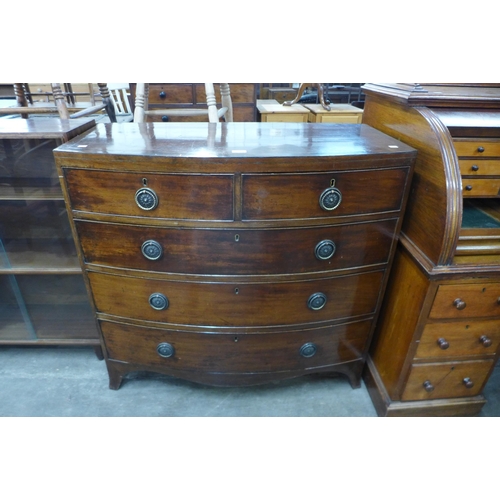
[157,342,175,358]
[453,298,466,310]
[307,292,327,311]
[314,240,336,260]
[149,293,169,311]
[299,342,317,358]
[437,338,450,350]
[135,187,159,211]
[141,240,163,261]
[319,187,342,211]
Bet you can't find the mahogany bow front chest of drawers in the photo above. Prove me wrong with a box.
[54,122,416,390]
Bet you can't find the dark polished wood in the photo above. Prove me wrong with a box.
[54,122,416,390]
[362,83,500,417]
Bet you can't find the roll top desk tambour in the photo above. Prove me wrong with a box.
[54,122,416,390]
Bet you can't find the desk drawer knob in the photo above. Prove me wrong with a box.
[480,335,493,347]
[307,292,327,311]
[135,187,159,211]
[159,91,166,99]
[465,185,473,191]
[149,293,169,311]
[314,240,336,260]
[162,115,169,122]
[423,380,434,392]
[471,165,479,171]
[141,240,163,260]
[319,187,342,211]
[299,342,317,358]
[157,342,175,358]
[437,338,450,350]
[463,377,474,389]
[477,146,485,153]
[453,298,466,310]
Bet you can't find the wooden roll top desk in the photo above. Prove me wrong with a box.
[362,83,500,416]
[54,122,415,390]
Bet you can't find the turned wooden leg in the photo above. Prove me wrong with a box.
[13,83,29,118]
[205,83,219,123]
[220,83,233,122]
[133,83,147,123]
[51,83,70,119]
[98,83,117,123]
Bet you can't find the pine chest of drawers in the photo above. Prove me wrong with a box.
[54,122,416,390]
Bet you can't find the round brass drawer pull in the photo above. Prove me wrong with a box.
[307,292,327,311]
[480,335,493,347]
[423,380,434,392]
[463,377,474,389]
[437,338,450,350]
[157,342,175,358]
[453,298,466,310]
[141,240,163,260]
[135,187,158,211]
[149,293,169,311]
[319,187,342,211]
[299,342,317,358]
[314,239,336,260]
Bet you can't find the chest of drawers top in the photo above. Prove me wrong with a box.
[53,122,416,173]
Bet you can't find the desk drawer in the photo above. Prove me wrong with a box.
[242,168,408,220]
[429,282,500,320]
[146,84,194,104]
[89,270,384,327]
[459,159,500,176]
[64,169,234,221]
[76,219,397,275]
[462,178,500,197]
[401,359,494,400]
[100,319,371,373]
[415,319,500,359]
[454,140,500,157]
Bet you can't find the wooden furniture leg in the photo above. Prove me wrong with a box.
[283,83,331,111]
[98,83,117,123]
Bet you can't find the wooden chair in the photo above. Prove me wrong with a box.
[0,83,117,122]
[133,83,233,123]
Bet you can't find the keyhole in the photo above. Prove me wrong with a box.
[234,288,239,294]
[142,178,148,186]
[234,336,239,343]
[234,234,240,242]
[330,178,336,187]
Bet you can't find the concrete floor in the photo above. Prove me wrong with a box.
[0,346,499,417]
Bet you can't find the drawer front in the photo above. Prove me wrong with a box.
[401,360,494,400]
[459,159,500,176]
[454,140,500,157]
[318,115,362,124]
[64,169,234,221]
[416,319,500,359]
[242,168,409,220]
[76,219,398,275]
[195,83,256,104]
[462,178,500,197]
[146,84,194,104]
[101,319,372,373]
[429,282,500,320]
[88,270,384,327]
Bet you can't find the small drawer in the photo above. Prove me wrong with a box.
[462,178,500,197]
[146,84,194,104]
[454,140,500,157]
[401,359,494,400]
[415,319,500,359]
[64,169,234,221]
[195,83,255,104]
[429,282,500,320]
[76,218,398,275]
[242,168,408,220]
[100,319,372,373]
[459,159,500,176]
[315,114,362,124]
[88,270,384,327]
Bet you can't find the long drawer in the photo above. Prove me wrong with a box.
[63,170,234,221]
[241,168,409,220]
[76,219,398,275]
[101,319,372,372]
[454,140,500,157]
[88,270,384,327]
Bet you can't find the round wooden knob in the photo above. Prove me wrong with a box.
[157,342,175,358]
[141,240,163,261]
[161,115,169,122]
[463,377,474,389]
[159,91,166,99]
[319,187,342,211]
[480,335,493,347]
[314,240,336,260]
[453,298,466,310]
[307,292,327,311]
[135,187,158,211]
[299,342,317,358]
[465,185,473,191]
[423,380,434,392]
[437,338,450,350]
[471,165,479,171]
[149,293,169,311]
[477,146,485,153]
